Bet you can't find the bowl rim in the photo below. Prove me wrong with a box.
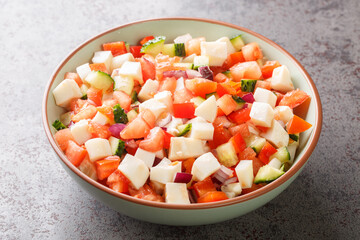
[42,17,322,210]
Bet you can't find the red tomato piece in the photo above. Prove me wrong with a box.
[130,46,144,58]
[163,131,174,149]
[65,140,87,167]
[139,127,165,152]
[96,105,114,121]
[71,105,97,123]
[229,123,251,139]
[242,42,263,62]
[208,124,232,149]
[241,183,265,195]
[102,41,127,56]
[120,116,151,139]
[197,191,229,203]
[140,36,155,45]
[64,72,82,87]
[230,61,262,81]
[113,90,131,111]
[54,128,75,151]
[258,141,277,164]
[238,147,257,161]
[185,78,217,98]
[159,77,177,94]
[286,115,312,134]
[214,73,230,83]
[255,80,271,91]
[278,89,310,109]
[228,108,251,124]
[185,37,205,56]
[95,156,121,180]
[87,87,103,106]
[192,177,217,198]
[173,103,195,118]
[232,132,247,153]
[216,83,236,97]
[138,56,156,82]
[217,94,238,115]
[252,157,265,177]
[89,63,108,74]
[173,88,195,103]
[223,51,245,69]
[183,158,195,174]
[107,169,130,193]
[69,99,87,114]
[261,60,281,79]
[138,109,156,128]
[88,121,111,139]
[129,184,164,202]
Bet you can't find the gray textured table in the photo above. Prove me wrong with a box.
[1,0,359,239]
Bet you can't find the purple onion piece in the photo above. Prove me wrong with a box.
[242,103,248,109]
[109,123,126,138]
[242,93,255,103]
[185,69,202,79]
[163,70,188,79]
[223,177,238,185]
[174,172,193,183]
[198,66,214,80]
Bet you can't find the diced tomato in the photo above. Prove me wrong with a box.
[197,191,228,203]
[183,158,195,174]
[230,61,263,81]
[102,41,127,56]
[113,90,131,111]
[208,124,232,149]
[231,132,247,153]
[217,94,238,115]
[252,157,265,177]
[96,105,114,121]
[185,37,205,56]
[286,115,312,134]
[64,72,82,87]
[130,46,143,58]
[255,80,271,91]
[173,88,195,103]
[229,123,250,139]
[192,177,216,198]
[87,87,102,106]
[214,73,230,83]
[228,108,251,124]
[139,56,156,82]
[275,91,284,106]
[120,116,150,139]
[163,131,174,149]
[159,77,177,94]
[185,78,217,98]
[89,63,108,74]
[138,109,156,128]
[54,128,75,151]
[217,107,225,117]
[139,127,165,152]
[69,99,87,114]
[216,83,236,97]
[223,51,245,69]
[258,141,277,164]
[238,147,257,160]
[256,126,269,133]
[65,140,87,167]
[129,184,164,202]
[88,121,111,139]
[95,156,121,180]
[241,183,265,195]
[210,66,227,76]
[71,105,97,122]
[107,169,130,193]
[279,89,310,109]
[140,36,154,45]
[261,61,281,79]
[102,99,118,108]
[173,102,195,118]
[242,42,263,62]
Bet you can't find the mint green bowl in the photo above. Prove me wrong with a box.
[42,18,322,226]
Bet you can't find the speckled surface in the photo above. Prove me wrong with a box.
[1,0,359,239]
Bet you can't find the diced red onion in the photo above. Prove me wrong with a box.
[242,93,255,103]
[152,158,162,167]
[223,177,238,185]
[174,172,193,183]
[185,69,202,79]
[198,66,213,80]
[188,190,197,203]
[155,113,172,127]
[109,123,126,138]
[163,70,188,79]
[213,165,233,184]
[242,103,248,109]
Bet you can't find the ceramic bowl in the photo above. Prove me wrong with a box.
[42,18,322,226]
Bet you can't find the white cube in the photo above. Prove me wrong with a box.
[85,138,112,162]
[200,41,227,66]
[92,51,113,72]
[76,63,92,80]
[221,182,242,198]
[250,102,274,127]
[189,122,214,140]
[139,98,167,119]
[271,65,295,92]
[268,158,282,169]
[174,33,192,44]
[118,61,143,85]
[70,120,92,145]
[182,54,196,63]
[138,79,159,102]
[118,154,149,189]
[193,56,210,68]
[157,157,172,167]
[274,106,294,124]
[52,79,82,107]
[150,161,182,184]
[113,75,134,95]
[194,95,217,123]
[165,183,190,204]
[254,87,277,108]
[134,148,156,168]
[191,152,221,181]
[168,137,206,160]
[175,77,185,91]
[216,37,236,55]
[92,112,109,125]
[235,160,254,189]
[111,53,134,71]
[154,91,173,113]
[261,120,289,148]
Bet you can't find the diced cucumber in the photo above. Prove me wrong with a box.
[287,141,298,163]
[125,42,130,52]
[230,34,245,51]
[85,71,114,91]
[268,158,282,169]
[232,95,246,110]
[250,137,266,154]
[113,104,128,124]
[162,43,186,57]
[270,146,290,163]
[289,133,299,142]
[280,162,292,172]
[190,96,205,108]
[127,109,138,122]
[80,94,87,100]
[177,123,192,137]
[80,84,89,96]
[254,165,285,184]
[109,136,125,157]
[130,90,138,103]
[216,142,238,167]
[241,79,257,92]
[140,36,166,56]
[52,120,66,131]
[193,56,209,70]
[222,70,232,78]
[114,75,134,95]
[173,62,194,69]
[174,43,186,57]
[205,92,219,99]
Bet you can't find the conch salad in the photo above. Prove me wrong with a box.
[52,33,312,204]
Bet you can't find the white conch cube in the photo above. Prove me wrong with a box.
[84,138,112,162]
[52,79,82,107]
[118,154,149,190]
[250,102,274,127]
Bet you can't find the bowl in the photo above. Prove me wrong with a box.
[42,18,322,226]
